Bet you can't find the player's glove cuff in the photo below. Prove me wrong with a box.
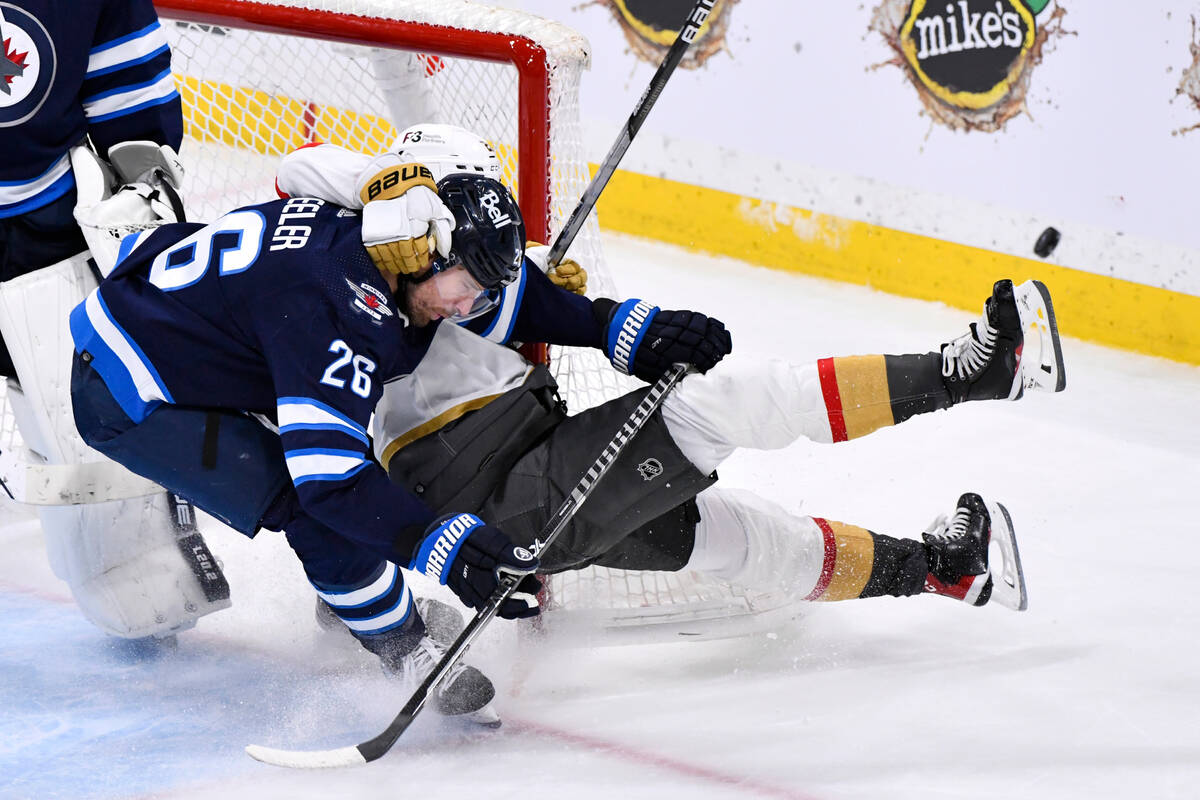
[599,298,661,377]
[409,513,542,619]
[596,298,733,383]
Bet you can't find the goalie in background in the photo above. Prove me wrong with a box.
[0,0,229,643]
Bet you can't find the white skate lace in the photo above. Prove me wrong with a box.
[397,637,469,691]
[926,508,972,543]
[941,316,998,380]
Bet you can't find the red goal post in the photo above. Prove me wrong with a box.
[156,0,555,247]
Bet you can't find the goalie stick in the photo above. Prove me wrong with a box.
[244,363,691,768]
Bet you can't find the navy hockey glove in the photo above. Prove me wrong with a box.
[597,298,733,383]
[409,513,542,619]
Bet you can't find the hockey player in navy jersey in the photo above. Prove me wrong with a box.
[70,172,550,723]
[0,0,228,645]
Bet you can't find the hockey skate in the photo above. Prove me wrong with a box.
[941,279,1066,403]
[922,493,1028,611]
[387,598,501,727]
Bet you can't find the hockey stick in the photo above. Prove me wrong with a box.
[245,363,691,768]
[544,0,717,268]
[246,0,713,768]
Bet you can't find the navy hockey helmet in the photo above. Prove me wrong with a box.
[432,173,525,293]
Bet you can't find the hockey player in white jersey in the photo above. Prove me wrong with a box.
[0,0,229,643]
[374,207,1058,615]
[276,127,1065,617]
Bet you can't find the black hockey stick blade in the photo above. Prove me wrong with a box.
[245,365,692,768]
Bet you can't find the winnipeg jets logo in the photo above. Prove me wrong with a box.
[478,189,512,229]
[344,278,394,325]
[0,30,26,94]
[636,458,664,482]
[0,4,56,127]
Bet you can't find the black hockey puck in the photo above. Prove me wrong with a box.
[1034,226,1061,258]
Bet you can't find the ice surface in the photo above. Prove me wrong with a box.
[1,232,1197,800]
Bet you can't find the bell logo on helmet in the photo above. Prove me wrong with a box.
[478,189,513,229]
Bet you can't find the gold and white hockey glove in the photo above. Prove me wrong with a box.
[356,154,455,276]
[524,241,588,295]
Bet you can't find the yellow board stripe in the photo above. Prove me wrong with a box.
[829,355,895,441]
[595,169,1200,366]
[177,73,1199,365]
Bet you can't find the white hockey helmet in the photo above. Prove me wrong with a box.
[391,123,503,184]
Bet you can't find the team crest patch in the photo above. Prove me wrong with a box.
[0,2,56,128]
[637,458,664,482]
[344,278,394,324]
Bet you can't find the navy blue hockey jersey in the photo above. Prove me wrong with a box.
[0,0,182,218]
[70,197,438,551]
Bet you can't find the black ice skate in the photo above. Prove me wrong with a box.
[922,493,1028,611]
[388,598,501,727]
[941,279,1066,403]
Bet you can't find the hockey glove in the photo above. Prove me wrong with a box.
[597,298,733,383]
[525,241,588,295]
[409,513,542,619]
[70,142,187,277]
[357,154,455,277]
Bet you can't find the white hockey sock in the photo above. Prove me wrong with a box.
[661,357,833,474]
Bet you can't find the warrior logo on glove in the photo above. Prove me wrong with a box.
[597,297,732,383]
[409,513,542,620]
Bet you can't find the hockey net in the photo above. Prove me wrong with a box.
[13,0,799,641]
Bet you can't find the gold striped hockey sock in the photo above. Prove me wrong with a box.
[803,519,927,600]
[816,353,951,442]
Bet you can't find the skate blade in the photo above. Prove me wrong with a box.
[1013,280,1066,395]
[985,501,1028,611]
[460,704,502,728]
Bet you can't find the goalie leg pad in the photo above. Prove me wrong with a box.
[38,493,231,638]
[0,255,230,638]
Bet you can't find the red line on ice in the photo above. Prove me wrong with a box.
[509,717,822,800]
